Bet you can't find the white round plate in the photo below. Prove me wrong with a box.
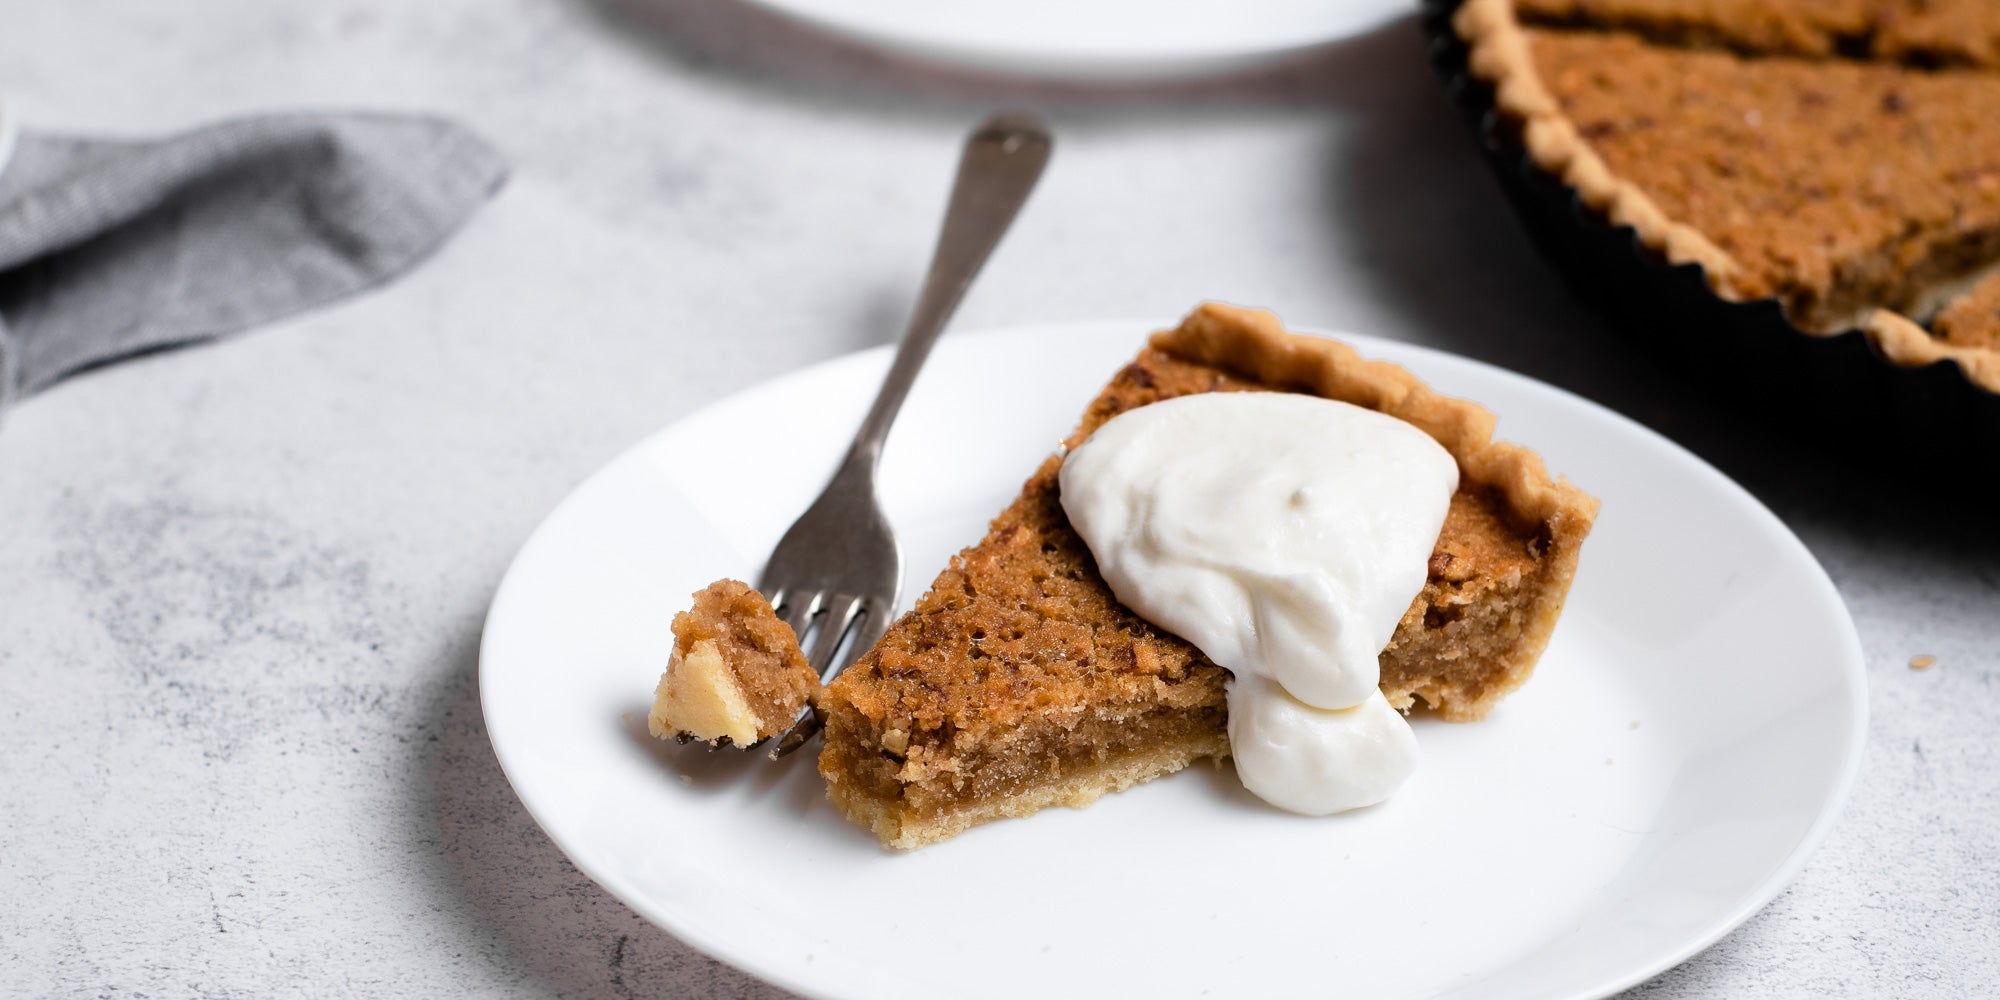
[481,322,1865,1000]
[739,0,1413,78]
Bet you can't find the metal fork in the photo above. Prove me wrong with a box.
[757,112,1053,758]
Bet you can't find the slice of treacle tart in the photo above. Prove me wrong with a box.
[814,303,1599,850]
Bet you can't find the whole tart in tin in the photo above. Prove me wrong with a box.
[1453,0,2000,393]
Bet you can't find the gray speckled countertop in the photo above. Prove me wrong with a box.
[2,2,1994,997]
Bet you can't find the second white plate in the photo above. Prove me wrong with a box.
[740,0,1414,78]
[480,321,1865,1000]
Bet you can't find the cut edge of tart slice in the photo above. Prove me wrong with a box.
[816,302,1600,850]
[1452,0,2000,394]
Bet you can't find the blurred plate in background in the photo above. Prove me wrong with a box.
[740,0,1413,78]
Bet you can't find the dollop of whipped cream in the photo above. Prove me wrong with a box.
[1058,391,1457,814]
[1227,678,1422,814]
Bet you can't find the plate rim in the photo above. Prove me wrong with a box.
[479,319,1868,1000]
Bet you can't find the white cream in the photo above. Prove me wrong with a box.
[1058,391,1457,815]
[1227,677,1423,815]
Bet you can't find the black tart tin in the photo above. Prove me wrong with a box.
[1419,0,2000,473]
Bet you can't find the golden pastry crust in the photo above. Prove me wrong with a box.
[1454,0,2000,394]
[1865,310,2000,388]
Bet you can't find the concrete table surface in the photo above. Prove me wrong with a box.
[2,1,1993,996]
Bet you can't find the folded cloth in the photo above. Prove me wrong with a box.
[0,110,508,411]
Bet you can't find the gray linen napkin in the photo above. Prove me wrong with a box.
[0,111,508,411]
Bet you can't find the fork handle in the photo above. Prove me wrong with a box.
[845,112,1053,468]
